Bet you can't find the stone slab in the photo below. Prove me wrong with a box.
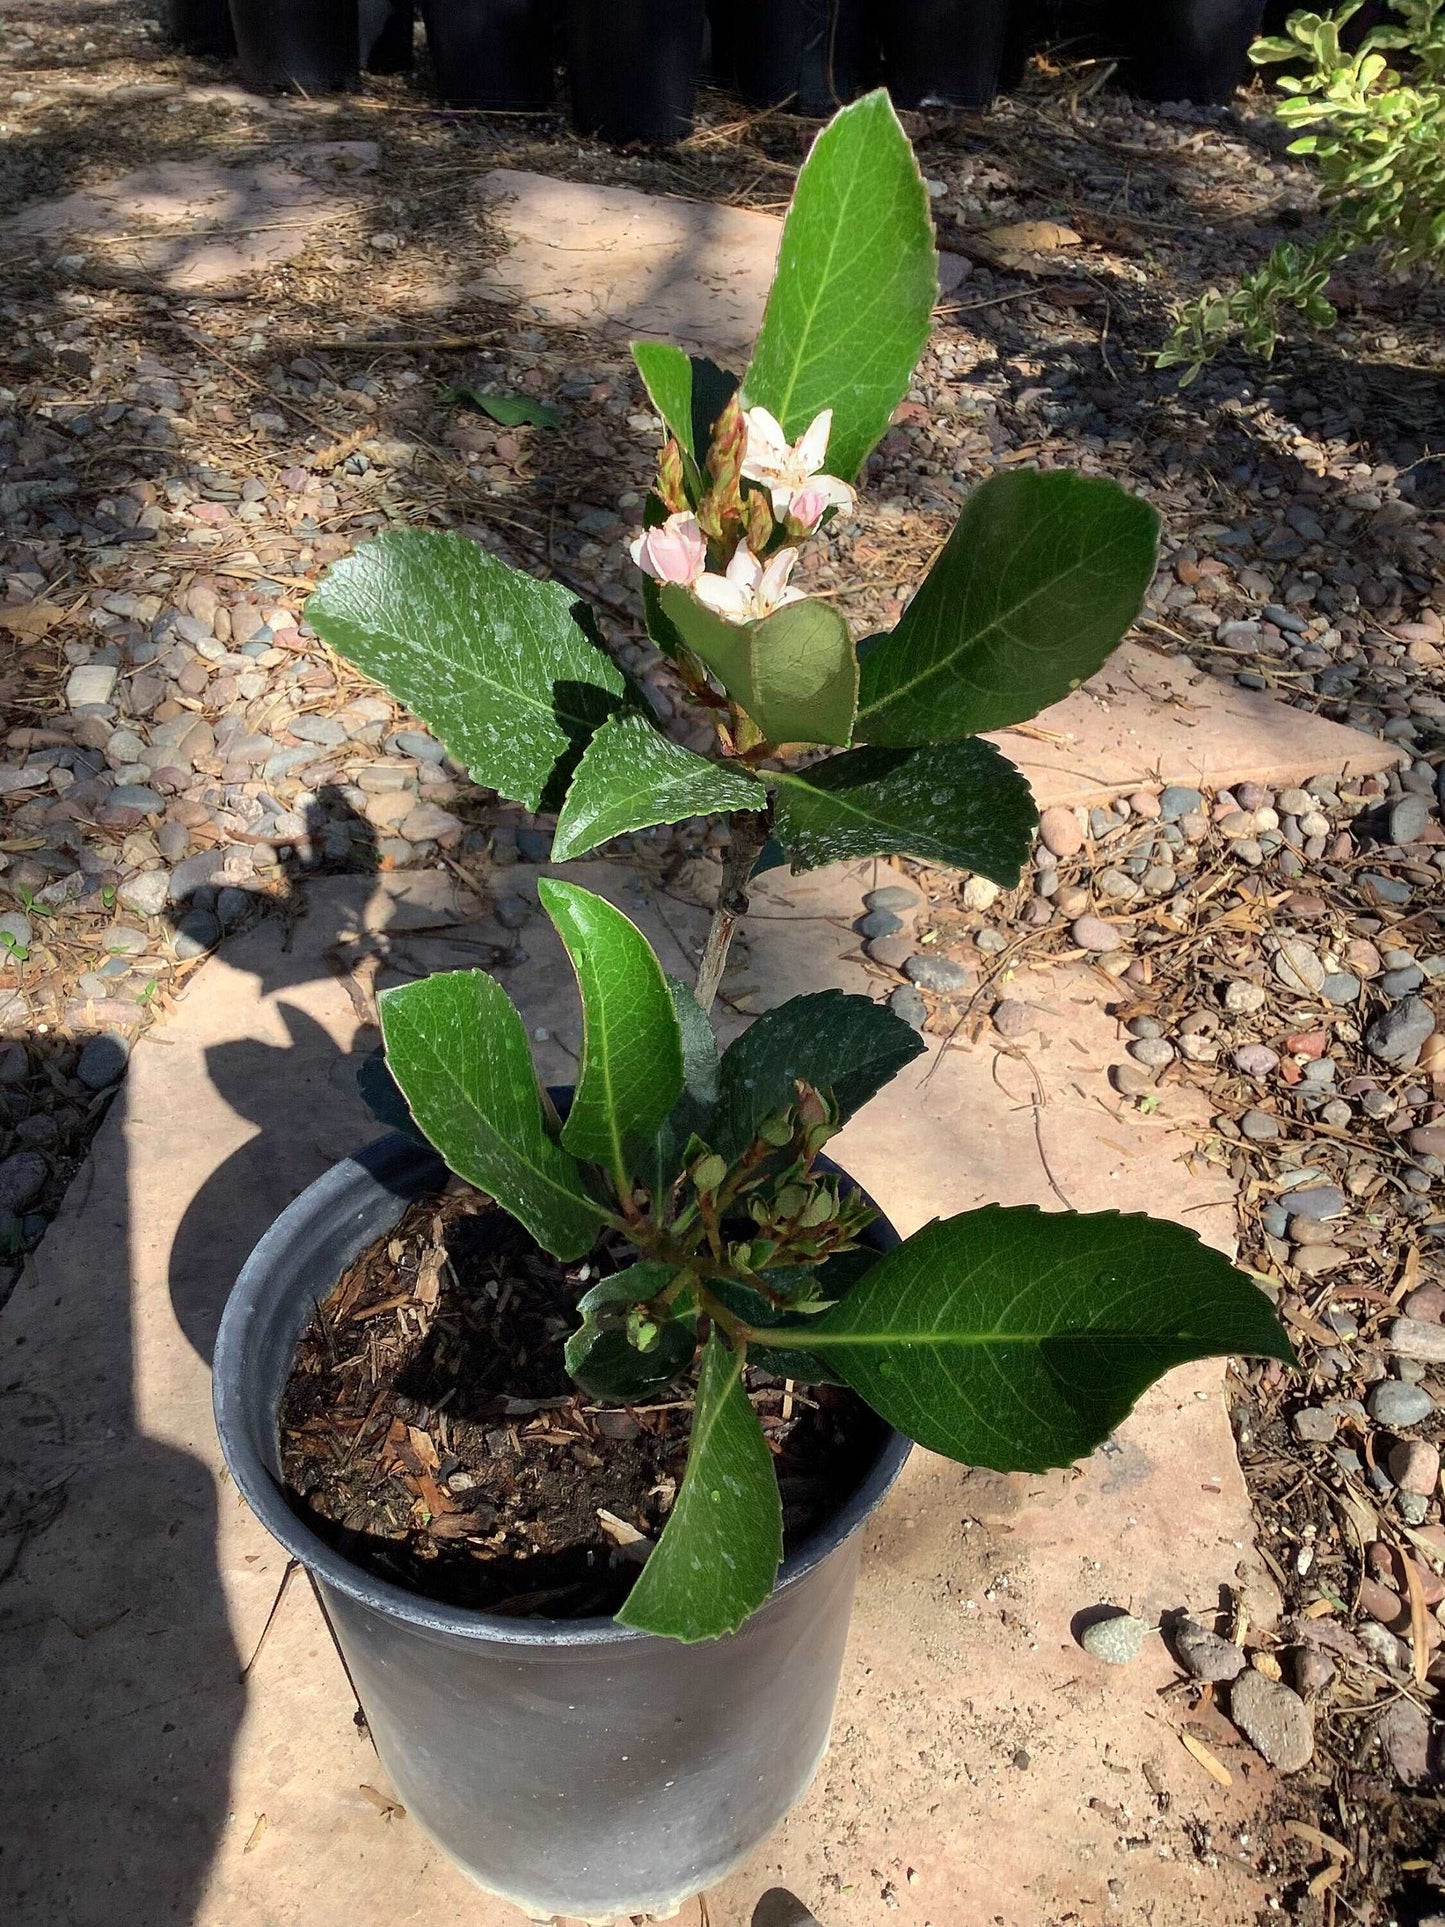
[992,637,1403,808]
[1,858,1282,1927]
[469,169,970,358]
[3,142,377,288]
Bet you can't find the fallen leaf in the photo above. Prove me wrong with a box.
[983,220,1083,269]
[1284,1820,1353,1864]
[444,385,560,430]
[0,599,65,639]
[597,1508,654,1563]
[243,1813,266,1854]
[1308,1863,1342,1899]
[359,1784,405,1819]
[1178,1729,1232,1787]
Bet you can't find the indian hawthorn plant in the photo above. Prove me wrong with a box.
[308,93,1291,1643]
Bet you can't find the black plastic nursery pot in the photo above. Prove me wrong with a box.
[360,0,416,73]
[881,0,1015,110]
[569,0,706,144]
[1119,0,1267,104]
[421,0,553,110]
[228,0,362,91]
[168,0,236,57]
[732,0,877,114]
[214,1132,911,1918]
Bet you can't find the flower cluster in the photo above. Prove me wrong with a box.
[628,404,855,626]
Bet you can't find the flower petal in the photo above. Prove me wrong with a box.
[797,408,834,475]
[742,406,791,479]
[694,573,755,623]
[724,541,764,592]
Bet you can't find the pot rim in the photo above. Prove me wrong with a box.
[215,1133,912,1649]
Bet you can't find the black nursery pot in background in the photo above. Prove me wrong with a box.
[732,0,878,114]
[1120,0,1266,103]
[168,0,236,56]
[422,0,553,108]
[228,0,362,90]
[569,0,706,143]
[881,0,1015,111]
[361,0,416,73]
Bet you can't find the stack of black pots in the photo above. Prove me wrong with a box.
[163,0,1280,142]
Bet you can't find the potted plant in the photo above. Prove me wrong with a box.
[214,91,1290,1917]
[880,0,1017,109]
[421,0,553,109]
[568,0,706,142]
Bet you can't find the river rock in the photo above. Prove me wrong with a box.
[1080,1613,1148,1664]
[1229,1670,1314,1772]
[1366,996,1436,1065]
[1071,916,1121,953]
[904,954,970,995]
[1274,939,1325,995]
[1173,1616,1247,1683]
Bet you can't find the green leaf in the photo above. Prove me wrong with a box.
[771,739,1038,883]
[565,1261,696,1402]
[659,586,858,748]
[616,1332,782,1640]
[630,343,739,475]
[855,471,1160,745]
[537,880,685,1193]
[712,989,924,1160]
[307,530,626,813]
[792,1207,1293,1474]
[551,711,768,862]
[643,975,722,1197]
[379,970,605,1261]
[445,385,561,429]
[741,89,938,481]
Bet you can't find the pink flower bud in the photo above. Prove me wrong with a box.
[628,512,707,585]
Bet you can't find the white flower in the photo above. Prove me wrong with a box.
[693,542,805,624]
[741,405,856,523]
[628,511,707,585]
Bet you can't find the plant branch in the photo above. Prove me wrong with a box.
[694,808,771,1015]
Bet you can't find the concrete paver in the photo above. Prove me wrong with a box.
[2,860,1280,1927]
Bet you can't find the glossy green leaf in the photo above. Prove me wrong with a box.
[659,586,857,748]
[307,530,626,813]
[712,989,924,1160]
[444,385,561,430]
[565,1261,696,1402]
[538,880,684,1193]
[552,711,768,862]
[794,1207,1293,1473]
[644,975,722,1197]
[630,342,739,475]
[616,1332,782,1640]
[855,471,1160,745]
[771,739,1038,883]
[379,970,604,1261]
[741,89,938,481]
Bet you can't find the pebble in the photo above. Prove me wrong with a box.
[888,985,927,1031]
[1240,1108,1280,1141]
[1387,1439,1440,1496]
[1293,1245,1351,1276]
[1367,1381,1435,1426]
[859,907,903,940]
[1273,939,1325,995]
[1159,786,1203,821]
[962,876,1000,912]
[515,826,553,861]
[1365,997,1436,1065]
[1376,1698,1432,1787]
[1291,1407,1337,1443]
[1070,916,1121,953]
[1224,980,1266,1015]
[991,999,1035,1039]
[1321,972,1361,1006]
[1129,1037,1175,1068]
[1388,793,1430,845]
[1385,1314,1443,1372]
[904,954,970,995]
[1404,1282,1445,1323]
[75,1032,132,1090]
[117,871,170,918]
[66,664,118,708]
[1287,1184,1345,1222]
[1173,1616,1247,1683]
[864,885,919,913]
[0,1151,47,1211]
[1080,1612,1148,1665]
[1235,1045,1279,1078]
[171,909,221,960]
[1229,1670,1314,1772]
[1112,1064,1159,1096]
[866,935,913,969]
